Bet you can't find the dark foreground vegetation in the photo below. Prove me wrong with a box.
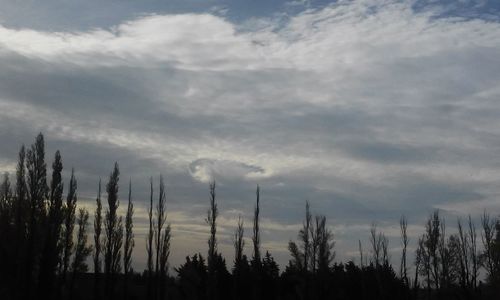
[0,133,499,300]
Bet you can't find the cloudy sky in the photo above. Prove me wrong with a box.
[1,0,500,271]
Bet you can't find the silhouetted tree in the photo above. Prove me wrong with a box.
[206,181,218,300]
[38,150,65,299]
[481,212,500,285]
[155,175,170,300]
[61,169,77,288]
[261,251,279,300]
[147,177,154,300]
[0,173,13,296]
[421,210,441,291]
[176,254,207,300]
[301,201,312,273]
[234,215,245,269]
[104,163,123,299]
[93,179,103,300]
[399,215,409,287]
[25,133,48,298]
[251,185,262,300]
[252,185,261,268]
[233,215,250,300]
[315,215,335,274]
[468,215,478,290]
[70,208,92,299]
[124,180,135,300]
[14,145,28,298]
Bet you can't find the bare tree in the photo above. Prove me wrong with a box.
[422,210,441,290]
[467,215,478,290]
[457,218,470,289]
[481,211,499,283]
[414,236,425,298]
[438,220,453,289]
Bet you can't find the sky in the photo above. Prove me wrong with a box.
[0,0,500,272]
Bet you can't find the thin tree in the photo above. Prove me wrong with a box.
[14,145,27,298]
[358,240,364,267]
[310,216,321,273]
[466,215,478,290]
[316,215,335,273]
[104,163,123,299]
[38,150,65,299]
[251,185,262,300]
[159,223,171,300]
[123,180,134,300]
[70,208,92,299]
[234,215,245,269]
[146,177,154,299]
[457,218,470,288]
[206,181,218,300]
[400,215,409,287]
[25,133,48,298]
[93,179,103,300]
[414,236,425,299]
[252,185,261,268]
[481,211,499,283]
[370,223,382,267]
[61,169,77,286]
[424,210,441,290]
[155,175,167,300]
[300,200,312,272]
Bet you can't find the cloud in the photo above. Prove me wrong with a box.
[0,0,500,268]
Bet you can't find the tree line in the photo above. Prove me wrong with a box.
[0,133,499,300]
